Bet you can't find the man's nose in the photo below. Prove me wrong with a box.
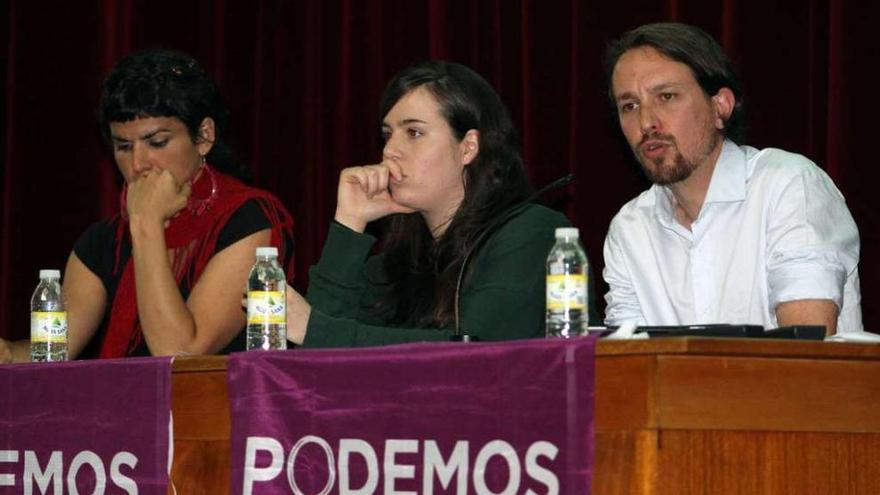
[638,104,659,134]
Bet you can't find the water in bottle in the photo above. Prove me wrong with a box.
[30,269,68,362]
[546,227,589,338]
[246,247,287,350]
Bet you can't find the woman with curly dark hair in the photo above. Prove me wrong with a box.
[1,49,293,362]
[285,60,581,347]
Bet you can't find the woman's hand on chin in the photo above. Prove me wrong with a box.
[334,162,416,232]
[126,169,192,226]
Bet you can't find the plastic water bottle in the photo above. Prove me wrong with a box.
[546,228,588,338]
[30,269,68,362]
[246,247,287,350]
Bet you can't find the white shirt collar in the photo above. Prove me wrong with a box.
[703,139,747,204]
[652,139,746,226]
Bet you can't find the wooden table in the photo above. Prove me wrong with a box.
[170,338,880,494]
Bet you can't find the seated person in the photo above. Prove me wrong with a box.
[283,61,589,347]
[601,22,862,335]
[0,49,293,362]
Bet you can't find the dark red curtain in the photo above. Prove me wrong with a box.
[2,0,877,340]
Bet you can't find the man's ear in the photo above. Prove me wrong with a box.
[711,88,735,131]
[460,129,480,166]
[196,117,216,156]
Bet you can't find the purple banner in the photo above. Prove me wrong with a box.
[228,337,595,495]
[0,357,171,494]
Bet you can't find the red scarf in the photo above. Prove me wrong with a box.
[98,165,294,358]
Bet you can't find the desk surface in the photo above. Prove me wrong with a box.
[593,336,880,359]
[171,336,880,373]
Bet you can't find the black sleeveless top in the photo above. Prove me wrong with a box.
[72,200,288,357]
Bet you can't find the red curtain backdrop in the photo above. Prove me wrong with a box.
[2,0,877,340]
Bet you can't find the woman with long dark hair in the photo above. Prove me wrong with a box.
[1,49,293,361]
[285,60,576,347]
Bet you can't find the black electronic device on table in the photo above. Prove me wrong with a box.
[639,324,765,338]
[762,325,827,340]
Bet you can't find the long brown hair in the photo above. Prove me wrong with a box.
[375,61,531,327]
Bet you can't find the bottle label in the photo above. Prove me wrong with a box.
[31,311,68,343]
[546,274,587,311]
[247,291,286,324]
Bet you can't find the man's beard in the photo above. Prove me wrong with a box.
[642,150,697,185]
[635,132,719,185]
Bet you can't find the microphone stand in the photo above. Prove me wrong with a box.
[451,173,575,341]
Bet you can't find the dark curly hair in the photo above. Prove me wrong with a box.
[376,60,532,327]
[604,22,747,142]
[98,48,249,181]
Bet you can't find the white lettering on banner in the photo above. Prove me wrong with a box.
[384,439,418,495]
[423,440,468,494]
[473,440,520,495]
[0,450,19,486]
[0,450,139,494]
[287,435,335,495]
[242,436,560,494]
[338,439,377,495]
[68,451,106,495]
[524,441,559,495]
[110,452,139,495]
[24,450,63,495]
[243,437,284,495]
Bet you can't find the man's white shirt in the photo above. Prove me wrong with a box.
[603,140,863,333]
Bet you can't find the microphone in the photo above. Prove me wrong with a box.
[451,173,575,341]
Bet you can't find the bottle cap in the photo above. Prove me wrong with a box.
[255,247,279,258]
[39,269,61,279]
[555,227,580,239]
